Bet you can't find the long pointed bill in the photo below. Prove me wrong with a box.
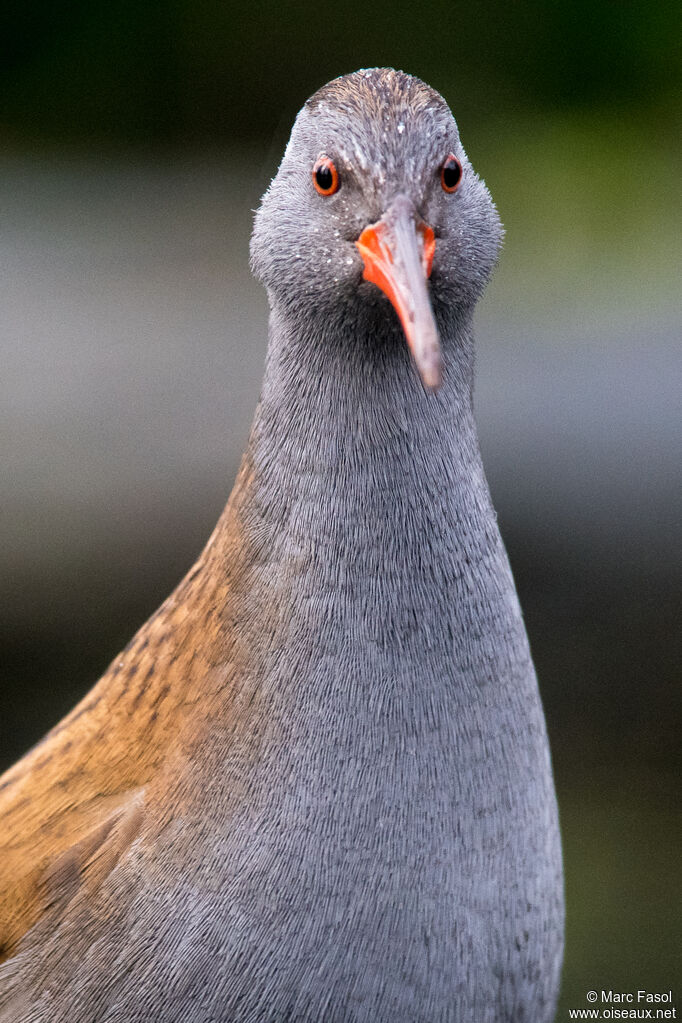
[355,195,442,390]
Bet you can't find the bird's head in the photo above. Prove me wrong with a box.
[251,68,502,391]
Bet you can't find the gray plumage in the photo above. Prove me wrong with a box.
[0,68,564,1022]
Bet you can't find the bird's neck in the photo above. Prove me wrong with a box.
[178,301,532,764]
[125,303,529,780]
[212,303,515,670]
[250,302,479,496]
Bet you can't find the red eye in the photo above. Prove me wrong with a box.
[313,156,340,196]
[441,154,462,193]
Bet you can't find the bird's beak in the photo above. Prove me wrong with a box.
[355,195,442,390]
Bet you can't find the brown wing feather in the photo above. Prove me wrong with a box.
[0,457,253,962]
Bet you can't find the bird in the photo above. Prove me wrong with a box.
[0,68,564,1022]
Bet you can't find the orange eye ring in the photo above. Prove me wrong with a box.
[441,154,462,193]
[312,156,340,196]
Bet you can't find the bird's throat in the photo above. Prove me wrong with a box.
[223,305,507,679]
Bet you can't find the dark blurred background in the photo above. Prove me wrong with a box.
[1,1,680,1016]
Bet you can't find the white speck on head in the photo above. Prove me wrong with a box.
[397,122,405,135]
[346,257,353,266]
[354,146,369,172]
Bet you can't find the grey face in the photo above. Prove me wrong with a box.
[251,68,503,386]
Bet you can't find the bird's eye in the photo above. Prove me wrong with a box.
[312,157,340,196]
[441,154,462,193]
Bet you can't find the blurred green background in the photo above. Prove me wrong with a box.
[1,1,680,1017]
